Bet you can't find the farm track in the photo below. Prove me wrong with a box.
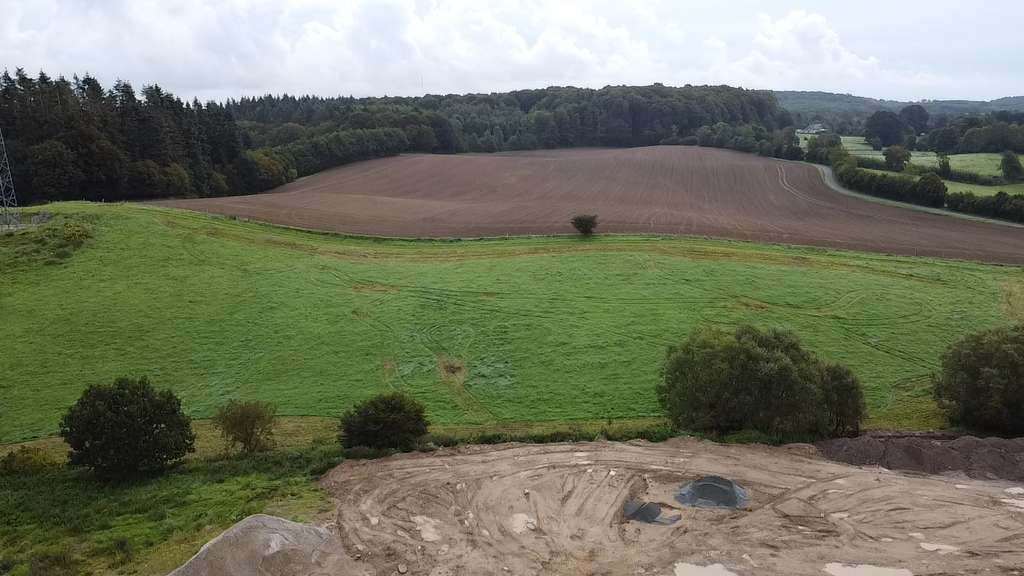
[156,147,1024,264]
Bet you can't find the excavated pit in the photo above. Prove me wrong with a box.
[169,438,1024,575]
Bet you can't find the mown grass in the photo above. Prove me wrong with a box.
[803,135,1016,195]
[2,203,1022,444]
[0,419,341,576]
[833,135,1015,196]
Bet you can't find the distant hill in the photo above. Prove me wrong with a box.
[775,90,1024,128]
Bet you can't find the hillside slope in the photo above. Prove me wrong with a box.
[158,147,1024,264]
[2,204,1021,442]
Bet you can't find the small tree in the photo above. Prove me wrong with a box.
[883,145,911,171]
[934,324,1024,436]
[339,392,428,450]
[936,153,951,177]
[571,214,598,236]
[212,400,277,453]
[1001,151,1023,183]
[60,376,195,480]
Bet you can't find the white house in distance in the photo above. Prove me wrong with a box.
[796,122,828,135]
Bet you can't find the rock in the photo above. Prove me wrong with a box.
[398,563,409,574]
[167,514,347,576]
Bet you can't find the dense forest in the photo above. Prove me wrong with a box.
[2,71,795,204]
[227,84,792,152]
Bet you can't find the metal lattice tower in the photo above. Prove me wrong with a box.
[0,128,18,228]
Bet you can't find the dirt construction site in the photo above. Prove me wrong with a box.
[169,438,1024,576]
[157,147,1024,264]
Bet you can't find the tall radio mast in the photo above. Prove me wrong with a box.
[0,127,18,228]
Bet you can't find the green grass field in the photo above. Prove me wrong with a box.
[3,203,1023,443]
[860,167,1024,197]
[839,135,1006,177]
[0,419,341,575]
[802,135,1016,196]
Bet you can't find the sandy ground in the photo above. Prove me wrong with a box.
[168,438,1024,575]
[155,147,1024,264]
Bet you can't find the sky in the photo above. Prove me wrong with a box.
[1,0,1020,103]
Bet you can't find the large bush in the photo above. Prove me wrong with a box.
[933,324,1024,436]
[571,214,598,236]
[59,376,195,480]
[657,325,864,440]
[339,392,429,450]
[212,399,277,453]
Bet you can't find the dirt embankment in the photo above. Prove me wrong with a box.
[156,147,1024,264]
[817,432,1024,481]
[167,438,1024,575]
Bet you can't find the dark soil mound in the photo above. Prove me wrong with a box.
[816,432,1024,480]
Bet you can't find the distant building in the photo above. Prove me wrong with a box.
[796,123,828,135]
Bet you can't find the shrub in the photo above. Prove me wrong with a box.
[933,324,1024,436]
[570,214,598,236]
[339,392,428,450]
[820,363,866,437]
[212,399,277,453]
[910,173,947,207]
[657,325,864,440]
[27,546,81,576]
[0,446,53,475]
[59,376,195,480]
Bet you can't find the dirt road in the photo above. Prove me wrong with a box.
[156,147,1024,264]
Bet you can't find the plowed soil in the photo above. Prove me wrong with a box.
[157,147,1024,264]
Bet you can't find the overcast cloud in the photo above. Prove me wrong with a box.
[1,0,1019,102]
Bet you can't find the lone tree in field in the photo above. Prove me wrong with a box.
[571,214,598,236]
[883,145,911,172]
[339,391,429,450]
[657,325,865,440]
[1001,151,1023,183]
[934,324,1024,436]
[60,376,195,480]
[212,399,277,453]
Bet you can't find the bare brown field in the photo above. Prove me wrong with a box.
[156,147,1024,264]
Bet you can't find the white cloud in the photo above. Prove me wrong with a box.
[704,10,952,94]
[0,1,1013,102]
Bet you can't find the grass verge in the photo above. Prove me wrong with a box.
[0,418,341,576]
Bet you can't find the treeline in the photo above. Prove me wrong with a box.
[946,191,1024,223]
[805,134,1024,223]
[0,69,410,203]
[227,84,794,153]
[668,121,805,160]
[923,114,1024,154]
[855,105,1024,156]
[777,90,1024,137]
[0,69,241,203]
[237,127,408,192]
